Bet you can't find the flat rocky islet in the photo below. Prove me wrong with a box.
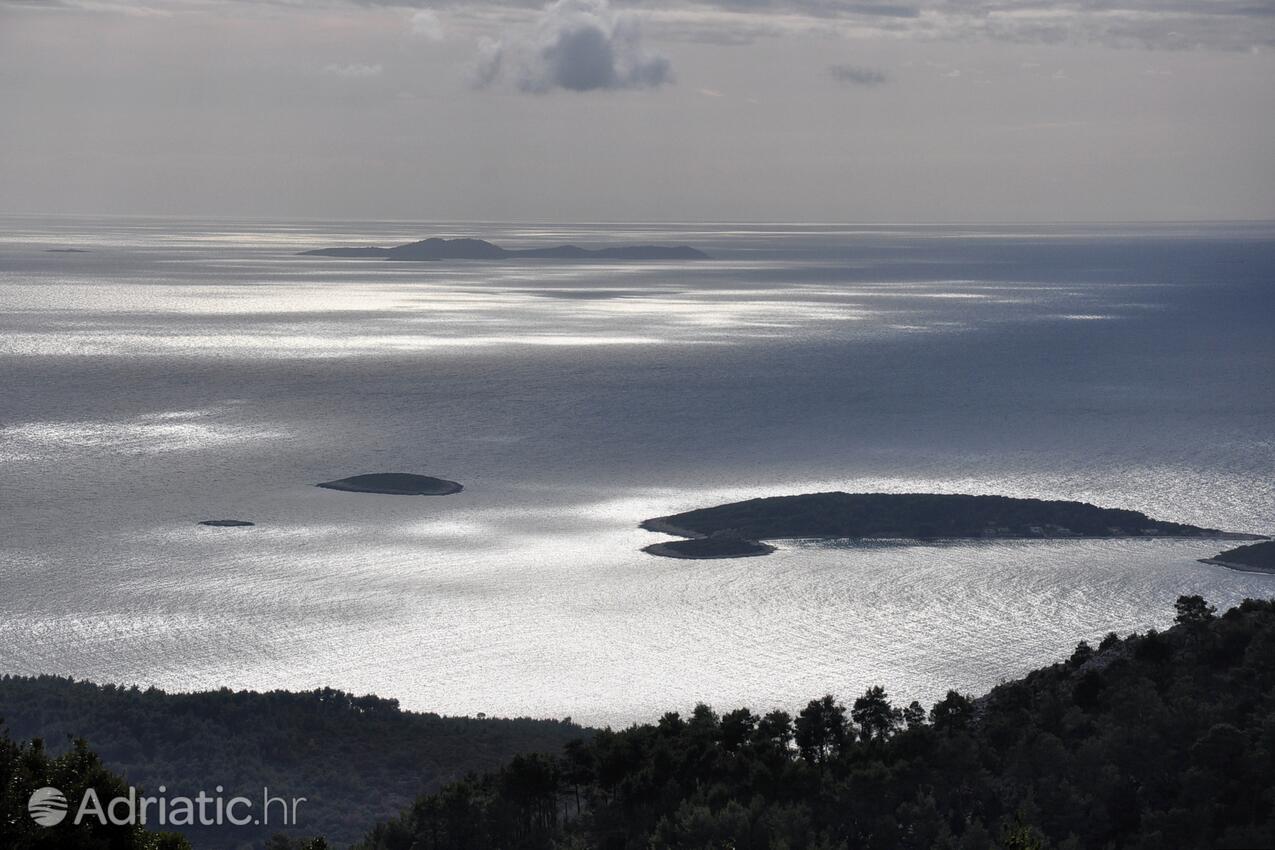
[316,472,463,496]
[642,537,777,560]
[1200,540,1275,573]
[641,492,1254,559]
[300,237,709,262]
[198,519,255,527]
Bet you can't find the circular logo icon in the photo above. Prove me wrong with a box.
[28,786,68,827]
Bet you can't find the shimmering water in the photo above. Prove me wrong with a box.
[1,217,1273,725]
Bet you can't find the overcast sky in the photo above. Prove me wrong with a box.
[2,0,1273,222]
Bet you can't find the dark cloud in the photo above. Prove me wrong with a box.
[830,64,886,85]
[475,0,672,93]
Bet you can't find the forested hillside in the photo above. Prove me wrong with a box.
[357,596,1275,850]
[0,679,584,848]
[1,730,190,850]
[6,596,1273,850]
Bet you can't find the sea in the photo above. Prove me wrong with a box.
[1,216,1272,726]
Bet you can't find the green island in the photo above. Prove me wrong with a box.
[1200,539,1275,573]
[641,492,1258,559]
[5,596,1275,850]
[316,473,463,496]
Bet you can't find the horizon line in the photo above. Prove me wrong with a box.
[2,211,1274,229]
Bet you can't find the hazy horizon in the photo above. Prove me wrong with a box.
[5,212,1275,226]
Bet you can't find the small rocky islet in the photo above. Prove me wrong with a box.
[643,537,777,560]
[195,474,461,527]
[316,472,464,496]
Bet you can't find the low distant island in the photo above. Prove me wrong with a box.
[45,248,90,253]
[317,472,464,496]
[641,492,1258,559]
[198,519,254,527]
[1200,540,1275,573]
[300,237,709,262]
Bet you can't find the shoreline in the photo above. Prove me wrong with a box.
[641,512,1267,561]
[637,518,703,539]
[1198,557,1275,575]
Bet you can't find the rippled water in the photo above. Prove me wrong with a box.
[1,217,1273,725]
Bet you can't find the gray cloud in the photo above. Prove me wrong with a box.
[410,9,444,40]
[830,64,886,85]
[474,0,671,92]
[323,62,384,77]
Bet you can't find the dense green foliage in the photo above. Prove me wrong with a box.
[0,679,585,848]
[644,493,1218,542]
[1,727,190,850]
[1205,539,1275,571]
[357,597,1275,850]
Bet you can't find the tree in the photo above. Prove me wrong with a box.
[794,696,848,763]
[1175,595,1216,626]
[688,704,720,738]
[561,739,593,817]
[929,691,973,733]
[0,731,192,850]
[719,709,757,752]
[752,711,793,752]
[901,701,927,729]
[657,712,685,735]
[851,686,900,741]
[1069,641,1094,666]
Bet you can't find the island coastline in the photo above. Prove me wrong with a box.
[640,492,1262,560]
[1197,540,1275,574]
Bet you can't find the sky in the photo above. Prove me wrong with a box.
[1,0,1273,222]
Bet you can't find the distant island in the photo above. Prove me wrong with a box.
[1200,540,1275,573]
[317,472,463,495]
[300,237,709,262]
[641,492,1256,559]
[198,519,254,527]
[45,248,90,253]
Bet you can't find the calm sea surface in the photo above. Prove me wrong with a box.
[1,217,1273,725]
